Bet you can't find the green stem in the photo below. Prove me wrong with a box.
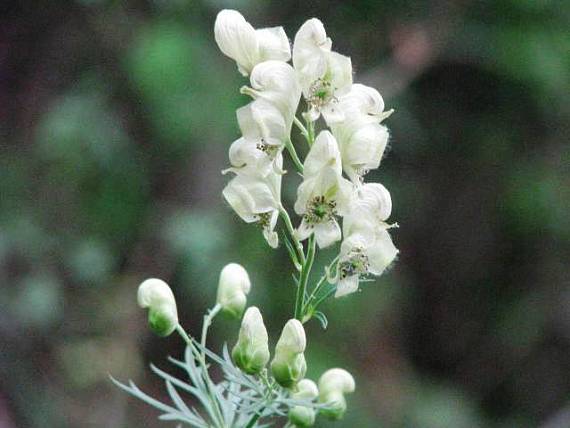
[279,207,305,265]
[245,409,264,428]
[295,234,316,320]
[201,303,222,362]
[303,255,339,313]
[311,285,336,310]
[293,116,309,137]
[306,118,315,147]
[284,138,304,173]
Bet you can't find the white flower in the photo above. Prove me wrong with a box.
[336,226,398,297]
[271,319,307,388]
[342,182,393,234]
[331,84,392,182]
[216,263,251,318]
[232,306,270,374]
[292,18,352,123]
[294,131,352,248]
[241,60,301,130]
[288,379,319,427]
[226,99,289,176]
[137,278,178,336]
[222,155,282,248]
[214,9,291,76]
[318,368,355,420]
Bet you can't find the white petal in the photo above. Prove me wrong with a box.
[222,178,258,223]
[237,100,288,146]
[294,177,315,215]
[292,18,331,94]
[338,83,385,119]
[368,228,398,276]
[314,220,341,248]
[256,27,291,62]
[346,123,388,170]
[295,217,314,242]
[327,51,353,96]
[357,182,392,221]
[214,10,259,76]
[304,130,342,177]
[335,274,359,297]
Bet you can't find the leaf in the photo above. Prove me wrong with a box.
[313,311,328,330]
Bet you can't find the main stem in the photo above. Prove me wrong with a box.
[201,303,222,361]
[295,234,316,321]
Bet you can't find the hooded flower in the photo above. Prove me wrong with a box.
[288,379,319,427]
[331,84,392,182]
[318,368,355,420]
[292,18,352,123]
[214,9,291,76]
[137,278,178,337]
[232,307,271,374]
[216,263,251,318]
[335,182,397,297]
[223,155,283,248]
[271,319,307,388]
[294,131,352,248]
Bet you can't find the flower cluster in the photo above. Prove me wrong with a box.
[216,10,398,298]
[114,11,401,427]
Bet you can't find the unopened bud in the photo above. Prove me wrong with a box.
[318,368,355,420]
[216,263,251,318]
[137,278,178,337]
[232,307,270,374]
[271,319,307,388]
[289,379,318,427]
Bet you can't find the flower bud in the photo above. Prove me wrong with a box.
[216,263,251,318]
[318,368,355,420]
[289,379,318,427]
[232,307,270,374]
[271,319,307,388]
[137,278,178,337]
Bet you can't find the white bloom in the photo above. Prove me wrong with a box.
[271,319,307,388]
[214,9,291,76]
[292,18,352,123]
[241,60,301,130]
[318,368,355,420]
[342,182,393,234]
[289,379,319,427]
[335,226,398,297]
[232,306,270,374]
[331,84,391,182]
[294,131,352,248]
[223,155,282,248]
[137,278,178,336]
[216,263,251,318]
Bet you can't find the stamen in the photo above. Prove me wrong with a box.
[304,195,337,225]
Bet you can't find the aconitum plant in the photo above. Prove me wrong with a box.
[113,10,398,427]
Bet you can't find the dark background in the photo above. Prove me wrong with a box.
[1,0,569,427]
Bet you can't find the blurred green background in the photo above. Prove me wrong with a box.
[1,0,569,427]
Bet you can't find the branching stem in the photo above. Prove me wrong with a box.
[295,234,316,321]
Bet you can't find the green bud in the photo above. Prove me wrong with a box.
[271,319,307,388]
[289,379,318,427]
[318,368,355,420]
[216,263,251,318]
[232,307,270,374]
[137,279,178,337]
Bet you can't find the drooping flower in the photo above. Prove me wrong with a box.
[214,9,291,76]
[271,319,307,388]
[294,131,352,248]
[223,154,282,248]
[288,379,319,427]
[331,84,392,182]
[318,368,355,420]
[216,263,251,318]
[137,278,178,337]
[232,306,270,374]
[292,18,352,123]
